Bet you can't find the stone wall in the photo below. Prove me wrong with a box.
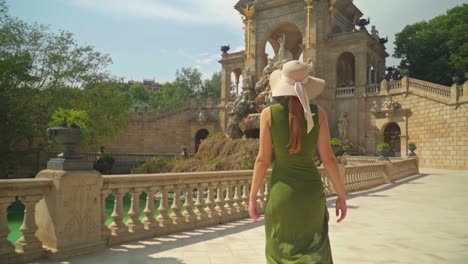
[362,85,468,169]
[102,99,222,155]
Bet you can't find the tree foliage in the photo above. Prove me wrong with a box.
[393,4,468,85]
[0,1,129,177]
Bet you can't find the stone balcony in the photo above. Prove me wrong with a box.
[1,157,421,263]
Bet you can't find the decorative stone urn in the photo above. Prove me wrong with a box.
[378,149,391,161]
[47,127,82,159]
[357,17,370,29]
[46,127,92,170]
[408,145,417,156]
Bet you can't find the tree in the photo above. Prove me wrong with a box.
[149,82,184,108]
[174,67,203,99]
[201,71,221,99]
[393,4,468,85]
[128,83,152,103]
[0,0,121,177]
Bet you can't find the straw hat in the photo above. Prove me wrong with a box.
[269,60,326,133]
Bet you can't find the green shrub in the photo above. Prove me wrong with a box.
[93,154,115,174]
[131,157,173,174]
[330,138,343,147]
[377,143,391,151]
[408,142,416,148]
[132,133,259,174]
[49,108,90,129]
[49,108,92,145]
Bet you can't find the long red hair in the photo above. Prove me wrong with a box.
[287,96,304,154]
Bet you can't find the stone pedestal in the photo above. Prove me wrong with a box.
[35,170,105,259]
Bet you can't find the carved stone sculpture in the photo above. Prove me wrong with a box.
[337,112,348,143]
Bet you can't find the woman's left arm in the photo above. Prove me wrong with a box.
[248,106,273,220]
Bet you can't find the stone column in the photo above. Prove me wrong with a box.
[219,64,233,134]
[380,80,388,96]
[35,170,105,258]
[0,197,15,257]
[450,84,459,104]
[463,81,468,101]
[367,67,372,85]
[401,77,409,96]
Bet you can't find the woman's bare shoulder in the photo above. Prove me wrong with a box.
[261,106,271,124]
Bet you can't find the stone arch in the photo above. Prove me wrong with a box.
[336,52,356,87]
[257,20,305,74]
[195,129,209,153]
[382,122,401,157]
[230,68,243,96]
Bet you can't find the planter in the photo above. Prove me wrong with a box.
[46,127,82,159]
[408,146,417,156]
[331,146,344,157]
[378,149,391,160]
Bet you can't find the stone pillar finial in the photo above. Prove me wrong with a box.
[450,84,459,104]
[380,80,388,95]
[463,81,468,101]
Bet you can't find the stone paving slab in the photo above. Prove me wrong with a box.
[33,168,468,264]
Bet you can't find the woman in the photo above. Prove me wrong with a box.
[248,60,347,264]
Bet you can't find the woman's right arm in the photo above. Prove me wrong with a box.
[316,106,347,222]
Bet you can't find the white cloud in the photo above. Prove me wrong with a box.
[71,0,243,29]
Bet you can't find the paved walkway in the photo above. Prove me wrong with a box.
[34,168,468,264]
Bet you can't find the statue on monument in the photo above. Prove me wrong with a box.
[273,33,294,65]
[382,95,393,110]
[337,112,348,143]
[305,58,315,76]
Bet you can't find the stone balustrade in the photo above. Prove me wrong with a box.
[342,163,389,192]
[1,158,419,263]
[362,78,468,106]
[346,156,379,165]
[388,80,403,92]
[0,179,52,263]
[366,84,381,95]
[408,78,451,98]
[100,170,266,245]
[388,159,419,182]
[335,86,355,97]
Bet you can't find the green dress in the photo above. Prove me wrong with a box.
[265,98,333,264]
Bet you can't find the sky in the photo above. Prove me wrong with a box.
[6,0,467,83]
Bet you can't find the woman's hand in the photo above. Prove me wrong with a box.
[336,196,347,223]
[248,197,260,220]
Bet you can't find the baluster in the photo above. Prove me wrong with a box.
[156,187,172,228]
[214,182,227,219]
[257,183,265,210]
[194,184,208,221]
[100,190,111,239]
[204,183,216,219]
[127,188,144,233]
[223,183,233,216]
[241,181,249,212]
[232,182,241,214]
[109,189,128,236]
[142,187,158,230]
[263,181,269,204]
[170,186,183,225]
[0,197,15,256]
[182,184,196,224]
[16,195,43,254]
